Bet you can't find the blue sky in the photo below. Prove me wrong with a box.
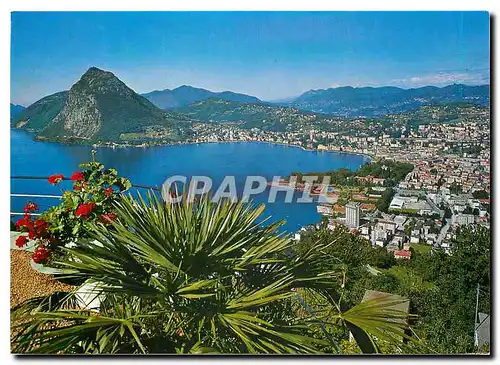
[11,11,490,106]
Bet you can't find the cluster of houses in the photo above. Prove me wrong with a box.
[320,181,490,259]
[399,156,490,195]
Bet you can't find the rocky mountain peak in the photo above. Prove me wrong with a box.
[73,67,134,97]
[34,67,192,142]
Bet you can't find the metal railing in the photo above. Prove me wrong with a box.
[10,176,161,217]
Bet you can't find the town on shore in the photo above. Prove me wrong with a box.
[23,99,492,262]
[189,104,490,261]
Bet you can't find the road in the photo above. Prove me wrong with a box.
[436,217,451,246]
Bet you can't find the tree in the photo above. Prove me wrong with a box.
[11,193,410,354]
[369,246,397,269]
[462,206,473,214]
[376,188,394,213]
[397,226,490,353]
[449,182,463,195]
[444,207,453,219]
[417,226,490,353]
[472,190,489,199]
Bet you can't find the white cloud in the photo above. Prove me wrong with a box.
[391,70,489,88]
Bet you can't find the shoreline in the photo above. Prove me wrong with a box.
[95,139,374,162]
[15,128,375,161]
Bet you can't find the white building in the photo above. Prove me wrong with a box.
[454,213,475,226]
[345,202,361,229]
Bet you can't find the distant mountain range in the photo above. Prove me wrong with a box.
[142,83,490,117]
[10,66,490,144]
[12,67,193,143]
[141,85,262,110]
[284,84,490,117]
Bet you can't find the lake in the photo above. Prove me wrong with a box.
[11,130,369,233]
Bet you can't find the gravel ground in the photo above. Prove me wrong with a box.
[10,250,73,308]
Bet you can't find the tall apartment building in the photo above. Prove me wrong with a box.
[345,201,361,229]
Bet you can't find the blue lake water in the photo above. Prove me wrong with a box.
[11,130,369,234]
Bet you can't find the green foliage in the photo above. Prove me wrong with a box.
[351,226,490,354]
[295,225,375,270]
[369,246,397,269]
[292,223,491,354]
[449,182,463,195]
[291,226,426,353]
[409,243,432,255]
[376,187,394,213]
[47,161,130,241]
[444,207,453,218]
[472,190,489,199]
[289,160,413,188]
[291,168,355,186]
[357,159,414,182]
[14,160,131,264]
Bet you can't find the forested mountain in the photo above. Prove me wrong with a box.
[285,84,490,117]
[173,97,332,131]
[142,85,262,110]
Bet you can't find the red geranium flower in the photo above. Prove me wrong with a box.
[75,202,97,219]
[104,186,114,197]
[32,246,49,264]
[15,214,33,231]
[70,171,85,181]
[34,218,49,237]
[99,212,116,224]
[28,229,37,239]
[15,235,28,248]
[24,202,39,213]
[15,217,26,229]
[48,174,64,185]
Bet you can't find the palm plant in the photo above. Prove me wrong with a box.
[12,192,412,354]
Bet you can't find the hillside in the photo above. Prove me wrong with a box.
[11,92,68,131]
[142,85,262,110]
[173,98,335,131]
[10,103,25,119]
[378,102,490,129]
[286,84,490,117]
[29,68,194,143]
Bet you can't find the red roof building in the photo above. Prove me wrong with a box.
[394,249,412,260]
